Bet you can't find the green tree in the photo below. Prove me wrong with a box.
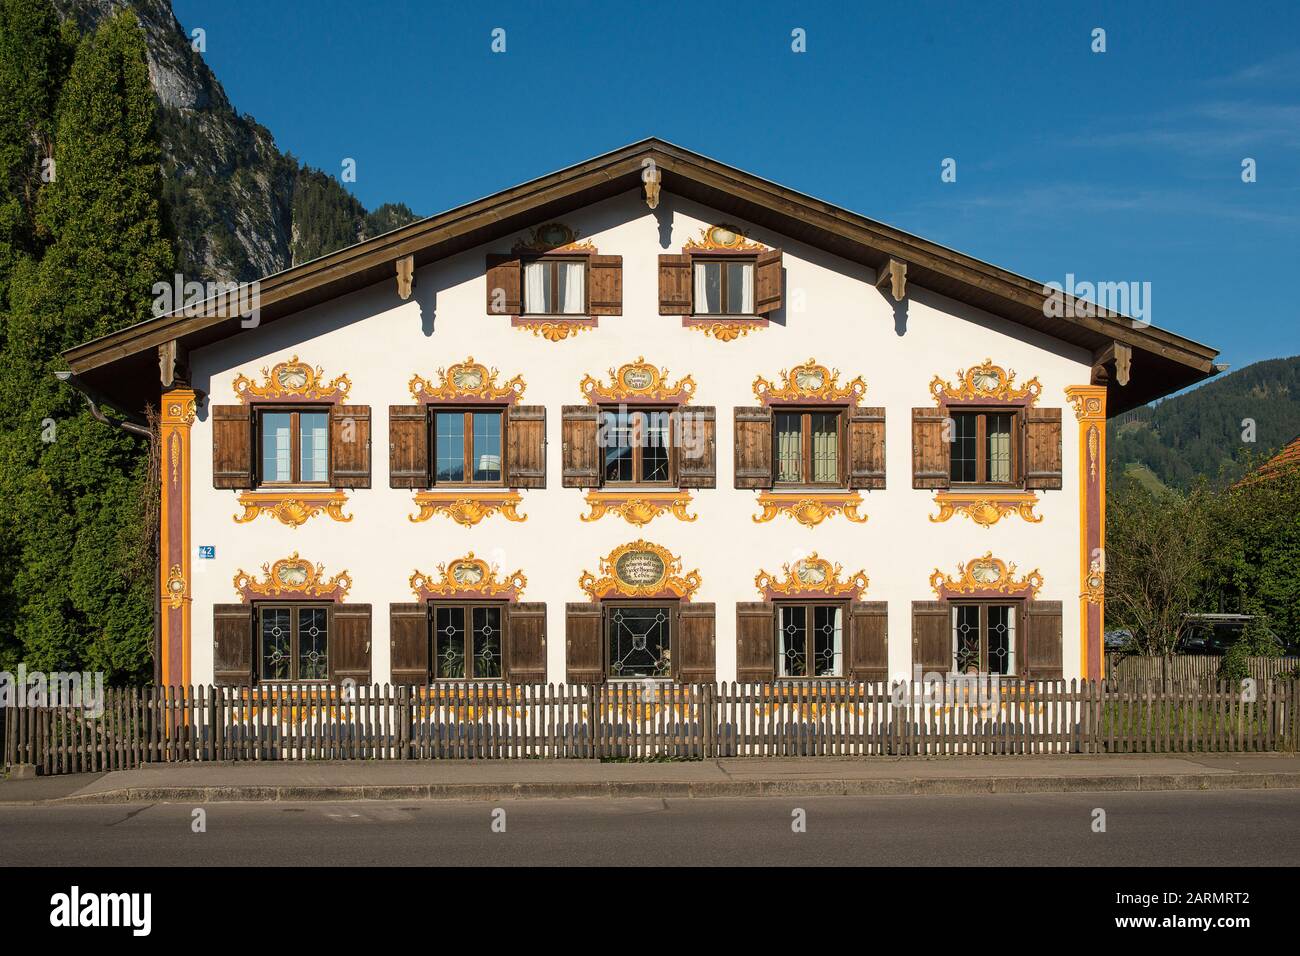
[0,8,171,680]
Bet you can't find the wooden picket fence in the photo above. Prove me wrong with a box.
[4,679,1298,775]
[1106,654,1300,684]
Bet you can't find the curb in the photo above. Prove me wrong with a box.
[39,771,1300,805]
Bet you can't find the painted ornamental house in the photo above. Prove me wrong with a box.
[61,139,1219,690]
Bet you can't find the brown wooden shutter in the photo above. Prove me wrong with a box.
[736,602,775,683]
[485,253,521,315]
[561,405,600,488]
[847,601,888,681]
[212,405,253,489]
[565,603,603,684]
[588,255,623,315]
[733,406,773,489]
[388,405,429,489]
[1022,600,1064,679]
[847,406,886,490]
[754,248,783,314]
[213,604,253,686]
[912,407,950,489]
[506,602,547,684]
[330,604,372,684]
[676,406,716,488]
[506,405,546,488]
[677,603,716,683]
[912,601,951,676]
[1024,408,1063,490]
[328,405,371,489]
[658,254,692,314]
[389,603,429,685]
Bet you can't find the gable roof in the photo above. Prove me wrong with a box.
[62,137,1218,414]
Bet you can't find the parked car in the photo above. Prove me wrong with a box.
[1176,614,1285,655]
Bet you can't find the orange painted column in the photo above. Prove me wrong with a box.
[1065,385,1107,682]
[159,388,196,686]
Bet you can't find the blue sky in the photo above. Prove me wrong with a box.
[172,0,1300,375]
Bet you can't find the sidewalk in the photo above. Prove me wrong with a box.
[3,753,1300,805]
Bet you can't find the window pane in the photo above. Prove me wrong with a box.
[601,410,633,482]
[299,412,329,482]
[261,412,292,483]
[472,607,502,679]
[775,412,802,483]
[811,412,839,483]
[298,607,329,680]
[434,412,465,483]
[607,606,671,678]
[988,605,1014,675]
[472,412,502,482]
[523,261,546,313]
[812,606,843,677]
[953,605,981,673]
[778,605,808,677]
[986,413,1012,483]
[694,262,721,314]
[434,606,466,679]
[260,607,291,681]
[556,261,584,314]
[641,411,670,482]
[725,260,752,314]
[950,412,978,483]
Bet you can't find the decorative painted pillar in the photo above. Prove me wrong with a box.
[1065,385,1106,682]
[159,388,197,686]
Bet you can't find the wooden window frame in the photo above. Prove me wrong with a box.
[256,602,331,684]
[428,600,506,682]
[691,254,756,316]
[948,407,1022,488]
[772,405,846,489]
[255,405,332,488]
[603,599,678,682]
[430,406,506,488]
[949,599,1021,676]
[599,405,676,488]
[521,255,589,317]
[774,599,848,680]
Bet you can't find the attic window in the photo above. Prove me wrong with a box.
[693,259,753,314]
[523,259,585,315]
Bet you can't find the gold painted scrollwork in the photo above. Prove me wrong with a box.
[410,553,527,601]
[754,554,868,599]
[753,359,866,406]
[234,553,351,603]
[515,319,594,341]
[930,358,1041,406]
[929,491,1042,528]
[579,540,701,602]
[580,491,697,527]
[1083,559,1105,604]
[686,320,763,341]
[232,356,351,403]
[409,491,526,526]
[409,357,525,403]
[580,357,696,405]
[165,564,187,609]
[930,552,1043,599]
[233,491,353,528]
[752,491,868,528]
[682,224,768,252]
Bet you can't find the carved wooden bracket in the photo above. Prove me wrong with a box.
[875,257,907,301]
[1092,341,1132,387]
[396,254,414,300]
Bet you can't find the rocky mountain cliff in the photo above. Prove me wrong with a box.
[52,0,415,282]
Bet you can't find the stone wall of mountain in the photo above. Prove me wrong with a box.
[1108,355,1300,490]
[52,0,415,283]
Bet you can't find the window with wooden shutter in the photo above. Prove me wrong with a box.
[848,602,889,681]
[565,603,603,684]
[213,604,253,685]
[561,405,600,488]
[677,603,716,683]
[1023,600,1063,679]
[212,405,253,489]
[754,248,783,314]
[328,405,371,489]
[911,407,949,490]
[506,602,547,684]
[736,602,776,683]
[657,254,692,314]
[847,406,886,490]
[505,405,546,488]
[588,255,623,315]
[485,254,521,315]
[734,406,773,489]
[389,603,429,684]
[911,601,951,676]
[388,405,430,489]
[676,406,716,488]
[1024,408,1063,490]
[330,604,372,684]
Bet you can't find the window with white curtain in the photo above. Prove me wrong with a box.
[523,259,585,314]
[693,259,753,314]
[774,409,842,485]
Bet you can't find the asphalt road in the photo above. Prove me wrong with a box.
[2,790,1298,866]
